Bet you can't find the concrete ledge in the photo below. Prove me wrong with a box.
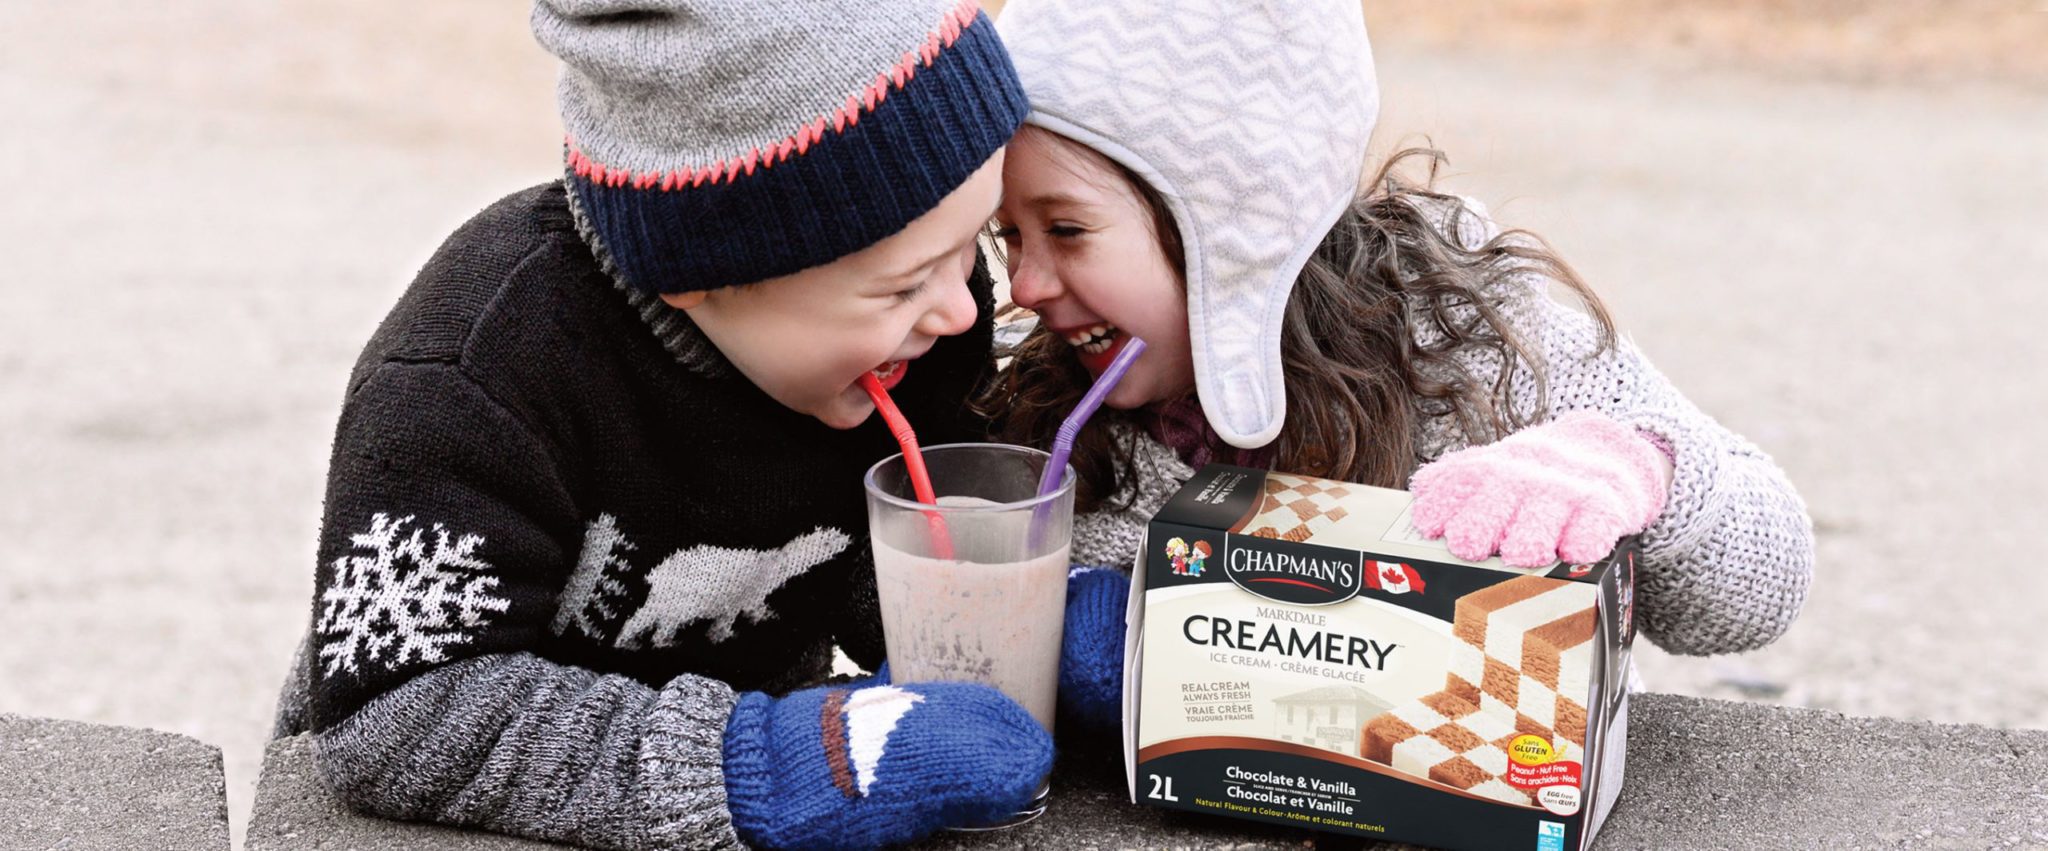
[243,731,1298,851]
[247,695,2048,850]
[1602,693,2048,850]
[0,713,230,851]
[245,734,565,851]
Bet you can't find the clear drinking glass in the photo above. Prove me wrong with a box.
[863,443,1076,828]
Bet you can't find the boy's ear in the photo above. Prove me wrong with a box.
[660,291,710,310]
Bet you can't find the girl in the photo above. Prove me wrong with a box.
[997,0,1814,732]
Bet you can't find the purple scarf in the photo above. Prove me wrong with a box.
[1135,396,1277,472]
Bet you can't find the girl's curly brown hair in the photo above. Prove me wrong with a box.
[978,142,1617,513]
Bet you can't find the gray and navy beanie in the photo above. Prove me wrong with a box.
[532,0,1029,294]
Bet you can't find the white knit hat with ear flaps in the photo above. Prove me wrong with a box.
[997,0,1378,449]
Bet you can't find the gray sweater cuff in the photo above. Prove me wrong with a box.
[640,675,746,849]
[1617,405,1814,655]
[1618,406,1726,559]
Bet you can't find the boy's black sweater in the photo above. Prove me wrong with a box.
[271,182,994,849]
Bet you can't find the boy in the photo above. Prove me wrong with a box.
[270,1,1049,848]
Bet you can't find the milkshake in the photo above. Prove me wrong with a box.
[873,495,1070,731]
[865,444,1077,828]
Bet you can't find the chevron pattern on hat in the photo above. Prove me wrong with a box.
[998,0,1377,448]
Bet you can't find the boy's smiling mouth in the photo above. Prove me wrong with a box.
[862,336,935,397]
[869,359,909,391]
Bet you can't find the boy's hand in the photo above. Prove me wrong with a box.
[1409,410,1671,567]
[1058,566,1129,734]
[723,681,1049,850]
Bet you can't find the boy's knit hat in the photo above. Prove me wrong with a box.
[533,0,1029,294]
[997,0,1377,449]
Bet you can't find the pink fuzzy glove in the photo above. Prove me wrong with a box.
[1409,411,1671,567]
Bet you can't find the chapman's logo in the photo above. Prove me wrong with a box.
[1222,539,1362,606]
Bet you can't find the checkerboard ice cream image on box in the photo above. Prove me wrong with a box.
[1120,464,1639,851]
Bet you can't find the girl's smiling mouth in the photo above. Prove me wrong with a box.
[1054,323,1128,374]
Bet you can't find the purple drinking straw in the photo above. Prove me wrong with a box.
[1030,337,1147,548]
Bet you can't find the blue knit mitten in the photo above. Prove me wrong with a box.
[1058,566,1130,733]
[723,681,1051,850]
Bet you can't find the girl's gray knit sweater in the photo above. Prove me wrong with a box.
[1067,198,1814,656]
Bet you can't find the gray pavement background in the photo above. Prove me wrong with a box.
[2,3,2044,849]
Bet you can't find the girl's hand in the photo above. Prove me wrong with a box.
[1057,566,1128,734]
[1408,410,1671,567]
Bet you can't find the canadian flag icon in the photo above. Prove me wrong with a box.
[1365,561,1426,595]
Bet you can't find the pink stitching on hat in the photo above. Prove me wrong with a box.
[563,0,983,193]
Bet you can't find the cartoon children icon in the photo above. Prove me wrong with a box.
[1165,537,1190,575]
[1187,541,1212,577]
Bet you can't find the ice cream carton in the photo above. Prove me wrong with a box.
[1121,465,1638,851]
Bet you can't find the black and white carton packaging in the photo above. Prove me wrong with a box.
[1121,465,1638,851]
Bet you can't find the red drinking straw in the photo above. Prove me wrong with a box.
[859,373,955,559]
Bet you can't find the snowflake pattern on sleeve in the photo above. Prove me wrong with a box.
[316,512,513,678]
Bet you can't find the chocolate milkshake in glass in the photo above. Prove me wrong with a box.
[864,443,1076,828]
